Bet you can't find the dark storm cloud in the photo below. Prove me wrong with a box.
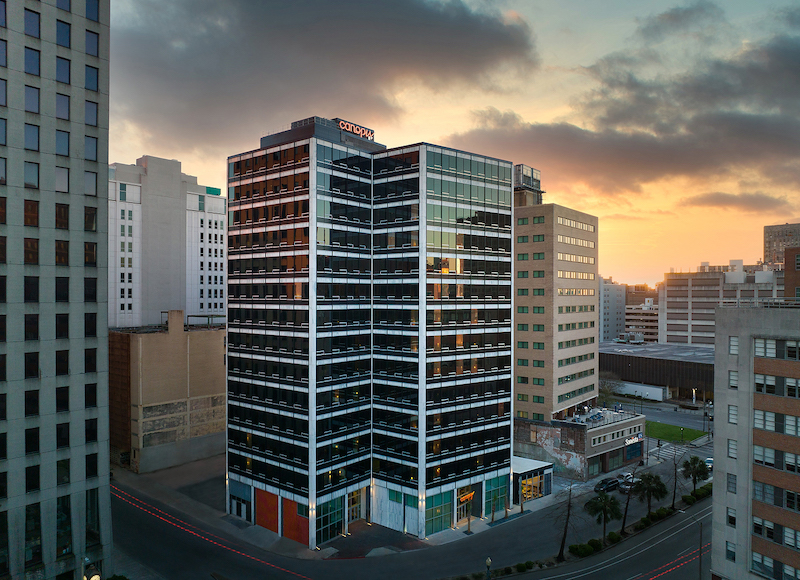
[450,107,800,194]
[635,0,725,43]
[112,0,537,152]
[445,3,800,196]
[680,192,792,213]
[778,6,800,29]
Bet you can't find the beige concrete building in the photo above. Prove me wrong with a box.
[658,261,783,347]
[625,298,658,342]
[109,310,226,473]
[512,167,644,478]
[514,202,599,421]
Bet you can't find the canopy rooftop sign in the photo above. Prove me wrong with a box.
[333,118,375,141]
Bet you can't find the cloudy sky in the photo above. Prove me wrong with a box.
[109,0,800,285]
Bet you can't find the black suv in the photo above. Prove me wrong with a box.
[594,477,619,493]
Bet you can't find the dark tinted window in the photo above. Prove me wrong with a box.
[85,418,97,443]
[56,386,69,412]
[25,465,39,492]
[84,313,96,337]
[56,277,69,302]
[25,427,39,454]
[84,206,97,231]
[57,459,70,485]
[85,383,97,408]
[24,9,39,38]
[56,350,69,376]
[24,314,38,340]
[24,277,38,303]
[56,314,69,339]
[84,348,96,373]
[86,0,99,21]
[24,48,40,76]
[56,423,69,448]
[85,453,98,478]
[84,278,96,302]
[56,20,70,47]
[24,390,38,416]
[24,352,38,379]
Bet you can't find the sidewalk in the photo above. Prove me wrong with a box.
[113,547,168,580]
[112,455,335,561]
[112,441,708,566]
[112,453,589,560]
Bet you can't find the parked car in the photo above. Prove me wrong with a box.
[594,477,619,493]
[619,477,641,494]
[705,458,714,472]
[617,472,636,484]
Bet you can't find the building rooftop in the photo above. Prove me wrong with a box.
[599,341,716,364]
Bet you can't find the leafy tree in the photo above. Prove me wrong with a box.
[584,491,623,544]
[599,371,623,401]
[634,472,668,514]
[681,455,710,493]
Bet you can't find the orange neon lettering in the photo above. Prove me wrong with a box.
[338,120,374,140]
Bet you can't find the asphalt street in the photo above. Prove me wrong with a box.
[112,447,713,579]
[525,504,713,580]
[112,403,716,579]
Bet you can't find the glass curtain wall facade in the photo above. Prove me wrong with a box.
[227,118,512,547]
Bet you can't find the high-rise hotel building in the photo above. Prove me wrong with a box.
[0,0,112,577]
[227,117,512,547]
[513,169,599,422]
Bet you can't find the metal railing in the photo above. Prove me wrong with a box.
[719,298,800,309]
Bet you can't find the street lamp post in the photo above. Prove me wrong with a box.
[681,427,684,445]
[82,558,101,580]
[486,557,492,580]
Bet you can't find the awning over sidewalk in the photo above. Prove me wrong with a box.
[512,456,552,474]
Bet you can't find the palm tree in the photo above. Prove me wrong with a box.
[584,491,623,544]
[634,472,668,514]
[681,455,710,493]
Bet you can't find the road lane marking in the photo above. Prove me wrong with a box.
[537,506,712,579]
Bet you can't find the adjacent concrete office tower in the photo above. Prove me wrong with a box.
[599,277,626,341]
[513,166,599,422]
[712,304,800,580]
[108,155,227,327]
[227,117,512,548]
[0,0,112,577]
[764,222,800,266]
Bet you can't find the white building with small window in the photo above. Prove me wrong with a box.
[108,156,226,327]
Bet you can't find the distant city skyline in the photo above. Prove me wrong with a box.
[108,0,800,285]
